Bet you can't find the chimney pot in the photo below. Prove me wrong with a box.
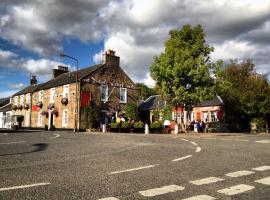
[30,75,37,85]
[102,50,119,66]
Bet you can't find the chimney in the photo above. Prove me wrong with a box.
[102,50,120,67]
[53,65,69,78]
[30,75,37,85]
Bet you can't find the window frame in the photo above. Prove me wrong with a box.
[38,112,43,127]
[38,90,44,102]
[100,85,108,102]
[119,87,127,103]
[62,109,68,127]
[63,85,69,98]
[50,88,56,103]
[20,95,24,105]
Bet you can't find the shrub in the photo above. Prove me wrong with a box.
[86,100,101,129]
[111,123,118,128]
[134,121,144,129]
[121,121,129,129]
[125,103,139,120]
[150,121,162,129]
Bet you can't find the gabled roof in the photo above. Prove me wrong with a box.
[12,64,105,96]
[0,103,12,112]
[195,95,224,107]
[139,95,166,111]
[0,97,10,107]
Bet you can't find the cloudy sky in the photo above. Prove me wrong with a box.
[1,0,270,98]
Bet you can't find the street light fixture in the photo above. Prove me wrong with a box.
[60,53,79,132]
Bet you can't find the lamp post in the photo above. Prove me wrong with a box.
[60,53,79,132]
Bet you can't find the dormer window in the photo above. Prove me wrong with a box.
[100,85,108,102]
[119,87,127,103]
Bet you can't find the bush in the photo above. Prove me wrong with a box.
[121,121,129,128]
[125,103,139,120]
[150,121,162,129]
[111,123,118,128]
[134,121,144,129]
[86,100,101,129]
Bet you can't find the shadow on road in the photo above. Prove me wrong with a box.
[0,143,48,156]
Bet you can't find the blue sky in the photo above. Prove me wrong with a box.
[1,0,270,98]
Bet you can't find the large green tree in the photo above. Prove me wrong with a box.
[150,24,223,124]
[136,83,156,100]
[221,59,270,132]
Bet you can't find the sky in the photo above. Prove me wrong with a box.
[1,0,270,98]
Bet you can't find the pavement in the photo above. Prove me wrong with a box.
[0,131,270,199]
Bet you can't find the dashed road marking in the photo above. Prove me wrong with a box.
[195,147,201,152]
[98,197,119,200]
[255,140,270,144]
[190,141,198,146]
[0,141,25,145]
[217,184,254,196]
[255,176,270,185]
[225,170,255,178]
[190,177,224,185]
[110,164,159,175]
[183,195,217,200]
[0,182,51,192]
[50,133,60,139]
[139,184,184,197]
[172,155,192,162]
[252,166,270,171]
[181,139,189,142]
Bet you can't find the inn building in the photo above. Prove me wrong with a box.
[10,50,139,130]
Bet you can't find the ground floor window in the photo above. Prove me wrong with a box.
[38,112,42,127]
[62,110,68,127]
[211,111,218,122]
[25,111,30,126]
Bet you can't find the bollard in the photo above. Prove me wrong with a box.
[174,124,179,134]
[102,124,106,133]
[145,124,149,134]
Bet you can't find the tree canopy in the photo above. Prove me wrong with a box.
[150,24,222,109]
[136,83,156,100]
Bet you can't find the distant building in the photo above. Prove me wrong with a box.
[10,50,139,130]
[0,97,12,128]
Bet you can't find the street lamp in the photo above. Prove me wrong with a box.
[60,53,79,132]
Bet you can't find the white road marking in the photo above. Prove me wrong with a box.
[50,134,60,139]
[183,195,216,200]
[181,139,189,142]
[3,133,8,135]
[172,155,192,162]
[0,141,25,145]
[226,170,255,177]
[255,176,270,185]
[234,139,249,142]
[255,140,270,144]
[139,184,184,197]
[0,182,51,192]
[98,197,119,200]
[195,147,201,152]
[252,166,270,171]
[190,141,198,146]
[217,184,254,196]
[110,164,159,174]
[190,177,224,185]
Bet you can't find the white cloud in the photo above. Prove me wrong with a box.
[7,83,24,89]
[0,90,18,98]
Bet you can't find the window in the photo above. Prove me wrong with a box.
[100,85,108,102]
[119,88,127,103]
[25,111,30,126]
[210,111,217,122]
[62,110,68,127]
[63,85,69,98]
[15,96,18,106]
[20,95,24,105]
[38,112,42,127]
[26,93,31,104]
[202,112,208,122]
[50,88,56,103]
[38,90,44,102]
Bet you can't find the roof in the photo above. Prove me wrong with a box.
[195,95,224,107]
[139,95,166,111]
[12,64,105,96]
[37,64,104,90]
[0,103,12,112]
[0,97,10,107]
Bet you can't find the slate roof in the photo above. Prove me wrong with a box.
[139,95,224,111]
[139,95,166,111]
[0,103,12,112]
[195,95,224,107]
[12,64,105,96]
[0,97,10,107]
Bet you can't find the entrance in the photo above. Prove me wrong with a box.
[48,111,54,130]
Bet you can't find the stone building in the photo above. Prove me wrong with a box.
[10,50,139,130]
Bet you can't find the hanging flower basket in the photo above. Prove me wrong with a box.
[24,104,29,110]
[47,103,55,110]
[37,101,43,108]
[61,97,68,105]
[12,105,17,110]
[52,110,58,117]
[17,105,23,110]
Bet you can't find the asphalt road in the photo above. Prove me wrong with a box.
[0,131,270,200]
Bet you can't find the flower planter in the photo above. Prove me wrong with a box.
[17,105,23,110]
[37,102,43,108]
[150,128,162,134]
[133,128,144,133]
[47,103,55,110]
[12,105,17,110]
[24,104,29,110]
[61,97,68,105]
